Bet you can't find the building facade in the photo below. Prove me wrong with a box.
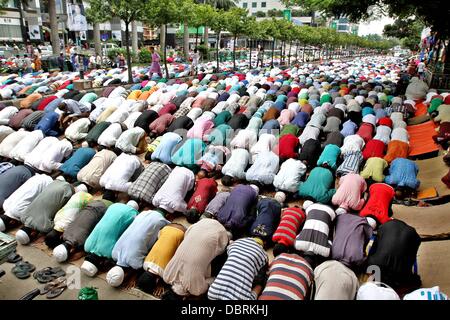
[0,0,144,46]
[330,17,359,34]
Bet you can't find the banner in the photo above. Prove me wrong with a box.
[28,25,41,40]
[66,3,88,31]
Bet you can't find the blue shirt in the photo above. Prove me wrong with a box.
[34,111,59,136]
[60,147,96,178]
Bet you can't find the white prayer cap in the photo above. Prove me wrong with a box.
[0,218,5,232]
[56,176,66,181]
[81,260,98,277]
[53,244,69,262]
[357,282,400,300]
[127,200,139,211]
[106,266,125,287]
[366,217,377,230]
[81,141,89,148]
[335,207,347,216]
[75,184,88,193]
[274,192,286,204]
[303,200,314,210]
[16,229,30,245]
[249,184,259,195]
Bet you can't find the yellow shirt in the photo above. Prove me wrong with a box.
[143,225,185,276]
[127,90,142,100]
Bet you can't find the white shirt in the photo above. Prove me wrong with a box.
[391,128,410,143]
[273,158,307,193]
[221,148,250,180]
[230,129,258,150]
[250,133,277,162]
[115,127,145,154]
[97,122,123,147]
[341,134,366,156]
[0,106,18,125]
[104,101,129,122]
[152,166,195,213]
[0,130,29,158]
[418,62,425,73]
[65,118,91,142]
[38,139,73,173]
[299,126,320,145]
[108,86,126,99]
[0,125,14,143]
[24,137,59,169]
[9,130,44,162]
[123,112,142,129]
[373,125,392,145]
[99,153,141,192]
[3,174,53,220]
[54,89,69,99]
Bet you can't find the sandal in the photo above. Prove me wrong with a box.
[46,280,70,299]
[41,277,67,295]
[11,261,36,279]
[7,252,22,264]
[33,266,66,283]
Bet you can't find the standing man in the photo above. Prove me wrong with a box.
[417,59,426,80]
[23,55,33,74]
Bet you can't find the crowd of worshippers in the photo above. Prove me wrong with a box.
[0,56,448,300]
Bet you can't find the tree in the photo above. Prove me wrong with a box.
[255,11,266,18]
[383,19,423,51]
[204,0,237,47]
[209,8,227,71]
[224,7,248,70]
[89,0,147,83]
[47,0,60,54]
[267,9,283,17]
[259,18,280,67]
[143,0,183,79]
[86,1,110,56]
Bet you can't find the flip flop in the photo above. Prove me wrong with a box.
[46,282,68,299]
[41,277,67,295]
[7,252,22,263]
[34,267,66,283]
[11,261,36,279]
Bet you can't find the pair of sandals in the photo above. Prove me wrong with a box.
[19,277,70,300]
[33,266,66,283]
[7,251,23,264]
[11,261,36,279]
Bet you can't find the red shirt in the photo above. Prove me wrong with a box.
[356,123,374,143]
[37,96,58,111]
[360,183,395,225]
[278,133,299,159]
[362,139,386,160]
[187,178,218,213]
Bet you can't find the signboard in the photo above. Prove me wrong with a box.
[283,9,291,21]
[28,25,41,40]
[330,21,337,30]
[112,30,122,42]
[66,3,88,31]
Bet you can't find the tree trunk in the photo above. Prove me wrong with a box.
[48,0,60,54]
[124,22,133,84]
[18,1,27,45]
[93,22,101,56]
[288,40,292,66]
[203,26,209,47]
[233,34,237,71]
[444,44,450,74]
[183,22,190,60]
[131,21,139,54]
[216,32,220,72]
[302,45,305,62]
[295,41,299,63]
[271,39,275,68]
[164,26,169,79]
[249,39,252,69]
[160,24,166,53]
[196,28,199,47]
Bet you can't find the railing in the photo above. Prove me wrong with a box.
[425,68,450,91]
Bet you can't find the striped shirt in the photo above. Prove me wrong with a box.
[294,204,336,258]
[336,151,363,177]
[208,238,268,300]
[272,207,306,247]
[259,253,313,300]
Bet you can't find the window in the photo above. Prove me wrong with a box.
[242,2,247,8]
[338,25,349,31]
[261,2,266,8]
[252,2,257,8]
[0,24,22,38]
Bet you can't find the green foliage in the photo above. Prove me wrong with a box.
[267,9,283,17]
[383,19,423,51]
[255,11,266,18]
[223,7,248,37]
[106,48,137,61]
[138,48,152,63]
